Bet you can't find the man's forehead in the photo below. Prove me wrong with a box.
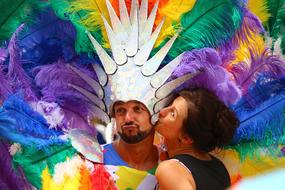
[114,100,146,107]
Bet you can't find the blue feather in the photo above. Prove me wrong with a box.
[232,94,285,144]
[19,8,78,67]
[0,94,66,149]
[232,75,285,109]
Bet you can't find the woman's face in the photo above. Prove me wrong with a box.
[155,96,188,140]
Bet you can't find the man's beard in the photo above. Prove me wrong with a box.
[118,127,153,144]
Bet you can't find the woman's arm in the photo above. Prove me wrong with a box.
[155,159,195,190]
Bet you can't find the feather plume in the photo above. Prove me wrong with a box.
[90,164,116,190]
[154,0,196,47]
[247,0,270,23]
[167,0,244,58]
[34,61,98,136]
[19,8,77,66]
[231,33,266,68]
[0,48,8,62]
[33,60,95,110]
[0,94,65,149]
[67,0,112,49]
[217,9,264,66]
[264,0,285,55]
[226,141,285,162]
[0,67,12,101]
[234,75,285,109]
[69,0,109,29]
[229,75,285,159]
[0,0,47,40]
[13,144,77,189]
[79,164,91,190]
[7,24,37,101]
[111,0,170,14]
[230,49,285,93]
[232,93,285,145]
[0,141,32,190]
[49,0,95,55]
[170,48,242,105]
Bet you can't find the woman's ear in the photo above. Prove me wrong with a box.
[180,135,193,145]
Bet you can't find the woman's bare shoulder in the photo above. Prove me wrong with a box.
[155,159,195,190]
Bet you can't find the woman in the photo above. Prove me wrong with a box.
[155,88,239,190]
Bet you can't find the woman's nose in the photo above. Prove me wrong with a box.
[159,107,170,118]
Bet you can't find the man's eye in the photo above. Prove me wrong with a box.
[134,106,143,112]
[115,108,125,114]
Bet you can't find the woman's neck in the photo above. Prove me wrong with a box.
[165,140,211,160]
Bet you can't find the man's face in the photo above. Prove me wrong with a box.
[113,100,153,144]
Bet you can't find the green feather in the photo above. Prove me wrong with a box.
[227,132,285,161]
[13,143,77,189]
[0,0,47,40]
[50,0,102,56]
[282,34,285,54]
[264,0,285,53]
[167,0,244,58]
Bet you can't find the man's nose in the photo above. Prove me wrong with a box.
[125,110,135,122]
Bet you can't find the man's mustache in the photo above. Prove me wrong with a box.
[121,122,139,127]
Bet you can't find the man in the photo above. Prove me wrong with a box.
[102,100,160,189]
[105,100,158,169]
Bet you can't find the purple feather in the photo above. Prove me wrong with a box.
[170,48,242,105]
[231,50,285,93]
[0,67,12,101]
[0,48,12,100]
[34,60,98,135]
[218,8,264,66]
[63,104,97,137]
[281,146,285,156]
[0,48,8,63]
[0,141,32,190]
[7,24,37,101]
[33,60,97,102]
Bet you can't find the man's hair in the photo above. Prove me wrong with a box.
[178,88,239,152]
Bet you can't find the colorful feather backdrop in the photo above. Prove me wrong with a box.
[0,0,285,188]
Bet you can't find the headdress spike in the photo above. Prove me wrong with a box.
[101,15,128,65]
[87,31,117,74]
[156,72,201,99]
[68,83,106,111]
[139,0,159,47]
[142,35,178,76]
[151,53,184,88]
[67,65,105,99]
[134,17,165,66]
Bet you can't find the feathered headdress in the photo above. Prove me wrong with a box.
[0,0,285,186]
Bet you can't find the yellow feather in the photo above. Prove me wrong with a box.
[69,0,110,48]
[42,166,82,190]
[42,167,53,190]
[247,0,270,23]
[231,32,265,66]
[216,148,285,181]
[155,0,196,47]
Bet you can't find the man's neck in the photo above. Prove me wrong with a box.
[113,133,158,171]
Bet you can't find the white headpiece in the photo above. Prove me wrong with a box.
[68,0,198,124]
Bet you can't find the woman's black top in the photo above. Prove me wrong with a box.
[173,154,230,190]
